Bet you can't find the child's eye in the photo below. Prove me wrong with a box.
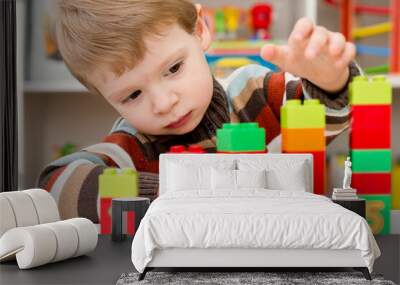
[167,61,183,75]
[123,90,141,103]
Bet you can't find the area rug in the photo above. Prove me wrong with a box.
[116,271,396,285]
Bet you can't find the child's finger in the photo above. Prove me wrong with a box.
[304,26,329,59]
[335,42,356,68]
[290,17,314,43]
[260,44,288,69]
[328,32,346,57]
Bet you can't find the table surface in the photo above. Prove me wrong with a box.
[0,235,134,285]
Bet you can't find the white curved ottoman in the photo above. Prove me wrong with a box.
[0,189,98,269]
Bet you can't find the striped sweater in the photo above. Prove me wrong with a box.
[37,63,361,222]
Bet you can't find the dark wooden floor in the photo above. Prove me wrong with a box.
[0,235,399,284]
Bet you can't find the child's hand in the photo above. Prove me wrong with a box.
[260,17,356,93]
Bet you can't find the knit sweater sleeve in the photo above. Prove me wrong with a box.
[36,130,159,223]
[224,62,361,147]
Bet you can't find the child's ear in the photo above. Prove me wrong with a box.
[194,4,211,51]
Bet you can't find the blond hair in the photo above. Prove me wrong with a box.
[56,0,198,94]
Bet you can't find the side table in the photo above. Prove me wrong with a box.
[332,198,366,218]
[112,197,150,242]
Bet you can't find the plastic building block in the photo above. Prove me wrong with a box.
[169,145,205,153]
[352,173,391,194]
[349,75,392,105]
[112,197,150,242]
[359,194,391,235]
[217,122,265,153]
[99,168,138,234]
[392,164,400,209]
[351,150,392,173]
[351,105,391,130]
[100,197,112,234]
[99,168,138,198]
[284,150,326,195]
[350,128,391,149]
[281,99,325,129]
[281,128,325,152]
[350,105,391,149]
[101,198,135,235]
[391,210,400,234]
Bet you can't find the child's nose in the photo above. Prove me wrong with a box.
[151,92,179,115]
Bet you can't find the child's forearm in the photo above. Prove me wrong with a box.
[306,66,350,93]
[301,61,361,108]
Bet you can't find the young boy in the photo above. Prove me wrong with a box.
[38,0,360,221]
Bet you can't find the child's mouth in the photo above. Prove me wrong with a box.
[166,111,192,129]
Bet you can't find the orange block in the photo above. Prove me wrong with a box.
[282,128,325,152]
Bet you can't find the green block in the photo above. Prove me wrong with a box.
[349,75,392,105]
[281,99,325,129]
[359,195,391,235]
[351,150,392,173]
[217,123,265,152]
[99,168,138,198]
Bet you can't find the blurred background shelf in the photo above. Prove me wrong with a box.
[24,80,88,93]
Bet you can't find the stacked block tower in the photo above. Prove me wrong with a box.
[281,99,326,195]
[349,75,392,235]
[216,122,266,153]
[99,168,138,234]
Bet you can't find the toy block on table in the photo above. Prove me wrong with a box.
[169,145,205,153]
[350,150,392,173]
[359,194,391,235]
[310,151,326,195]
[349,75,392,105]
[216,122,266,153]
[99,168,138,234]
[112,197,150,242]
[281,128,325,152]
[352,173,391,194]
[281,99,325,129]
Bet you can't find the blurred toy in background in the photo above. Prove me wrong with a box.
[251,3,273,40]
[207,4,273,41]
[52,142,78,159]
[204,3,275,78]
[224,6,240,40]
[214,9,226,40]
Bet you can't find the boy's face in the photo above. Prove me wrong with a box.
[91,17,213,135]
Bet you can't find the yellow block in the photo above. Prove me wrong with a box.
[392,164,400,209]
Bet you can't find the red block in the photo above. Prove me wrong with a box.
[284,150,326,195]
[169,145,205,153]
[351,105,391,130]
[101,198,135,235]
[350,105,391,149]
[126,211,135,235]
[100,198,112,234]
[352,173,391,194]
[350,128,391,149]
